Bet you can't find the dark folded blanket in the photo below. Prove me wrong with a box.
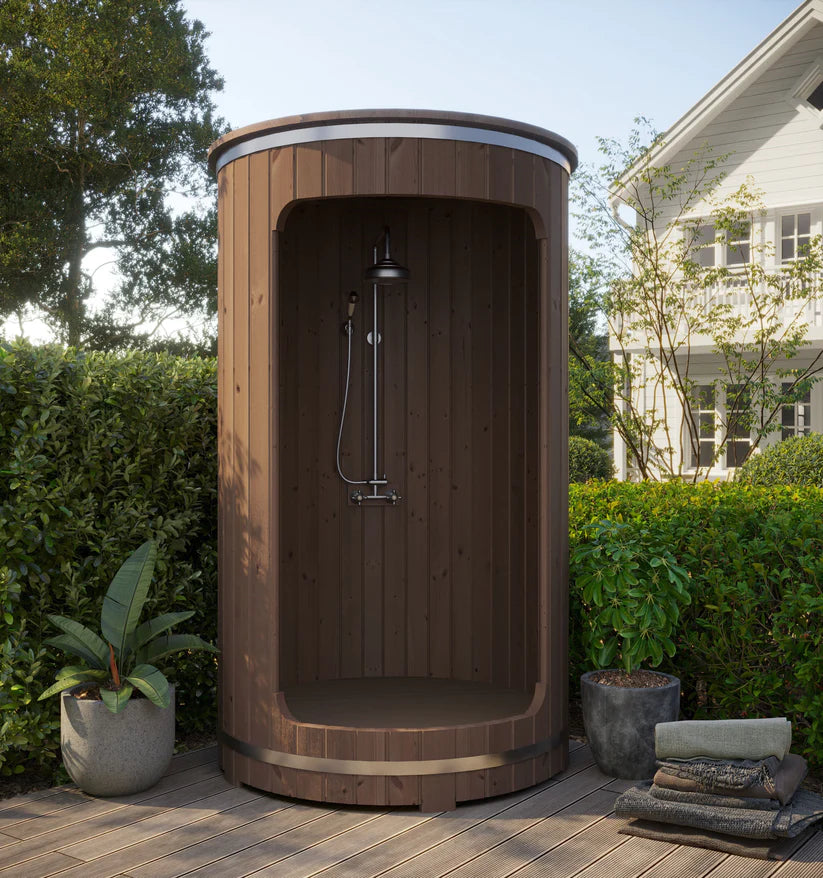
[618,819,817,861]
[650,783,779,811]
[614,781,823,839]
[654,752,808,805]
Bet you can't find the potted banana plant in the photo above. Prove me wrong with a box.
[572,521,691,779]
[39,539,218,796]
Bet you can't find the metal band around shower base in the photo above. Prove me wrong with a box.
[219,729,564,776]
[214,122,572,175]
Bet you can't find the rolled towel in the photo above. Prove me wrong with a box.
[655,718,791,761]
[614,781,823,840]
[654,753,808,806]
[618,819,816,861]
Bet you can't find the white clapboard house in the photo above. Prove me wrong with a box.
[611,0,823,480]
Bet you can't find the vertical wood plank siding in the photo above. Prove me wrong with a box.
[217,137,569,807]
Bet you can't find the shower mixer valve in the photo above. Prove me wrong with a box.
[351,488,402,506]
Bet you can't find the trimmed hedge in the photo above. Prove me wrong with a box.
[735,432,823,486]
[568,435,613,483]
[570,481,823,771]
[0,343,217,777]
[1,343,821,778]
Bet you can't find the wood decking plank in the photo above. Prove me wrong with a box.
[0,771,227,870]
[0,744,816,878]
[125,804,336,878]
[175,808,384,878]
[164,746,218,774]
[444,788,619,878]
[51,796,293,878]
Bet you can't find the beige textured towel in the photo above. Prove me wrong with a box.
[655,718,792,761]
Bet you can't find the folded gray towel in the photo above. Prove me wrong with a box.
[618,819,817,861]
[655,718,792,761]
[654,753,808,805]
[614,781,823,840]
[650,783,779,811]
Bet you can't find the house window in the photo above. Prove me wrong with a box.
[695,224,716,267]
[781,382,811,439]
[781,213,811,261]
[808,80,823,111]
[726,384,751,467]
[692,384,716,467]
[726,222,751,266]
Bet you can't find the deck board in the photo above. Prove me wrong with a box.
[0,744,818,878]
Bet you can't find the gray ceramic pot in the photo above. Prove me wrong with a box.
[580,671,680,779]
[60,686,175,796]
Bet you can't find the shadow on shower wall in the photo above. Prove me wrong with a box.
[277,196,542,709]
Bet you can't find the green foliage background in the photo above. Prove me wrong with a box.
[735,433,823,487]
[0,343,217,777]
[0,344,821,778]
[568,436,613,483]
[570,481,823,771]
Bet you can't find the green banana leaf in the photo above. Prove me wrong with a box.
[56,665,109,681]
[101,540,157,663]
[45,615,109,667]
[39,673,108,701]
[131,611,195,652]
[137,633,219,666]
[125,664,170,709]
[45,634,107,670]
[100,683,134,714]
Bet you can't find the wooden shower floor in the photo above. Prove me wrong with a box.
[282,677,533,728]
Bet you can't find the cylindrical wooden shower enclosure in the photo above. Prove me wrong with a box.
[209,110,576,811]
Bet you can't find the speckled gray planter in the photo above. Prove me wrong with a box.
[581,671,680,780]
[60,686,174,796]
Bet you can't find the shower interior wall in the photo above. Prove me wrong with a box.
[278,197,541,696]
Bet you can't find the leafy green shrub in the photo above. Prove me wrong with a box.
[569,481,823,772]
[0,342,217,777]
[735,433,823,486]
[571,521,690,672]
[569,436,613,482]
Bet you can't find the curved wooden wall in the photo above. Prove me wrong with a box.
[216,134,569,810]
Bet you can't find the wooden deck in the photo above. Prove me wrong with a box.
[0,742,820,878]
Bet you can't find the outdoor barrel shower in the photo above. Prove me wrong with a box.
[209,110,577,811]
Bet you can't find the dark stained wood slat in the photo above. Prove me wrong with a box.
[316,205,342,684]
[421,139,457,197]
[470,202,493,686]
[338,205,364,680]
[354,139,386,195]
[323,139,354,197]
[270,145,294,230]
[388,137,420,194]
[248,149,272,789]
[356,729,388,806]
[324,728,357,805]
[420,728,456,813]
[386,730,420,807]
[218,160,237,783]
[295,144,323,200]
[404,204,430,679]
[489,145,514,204]
[231,155,251,787]
[456,141,489,201]
[450,203,473,683]
[428,204,452,681]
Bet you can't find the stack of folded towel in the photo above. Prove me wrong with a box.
[614,718,823,860]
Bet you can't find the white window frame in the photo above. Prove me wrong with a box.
[780,211,813,263]
[780,381,812,440]
[786,57,823,128]
[687,221,754,270]
[685,382,754,473]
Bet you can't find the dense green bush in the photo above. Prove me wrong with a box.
[569,435,613,482]
[0,343,217,777]
[735,433,823,486]
[570,481,823,771]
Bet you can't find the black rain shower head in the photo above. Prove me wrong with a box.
[365,226,410,284]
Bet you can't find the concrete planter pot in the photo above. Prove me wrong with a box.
[60,686,175,796]
[580,671,680,779]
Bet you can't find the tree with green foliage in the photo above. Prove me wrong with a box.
[573,119,823,481]
[0,0,225,350]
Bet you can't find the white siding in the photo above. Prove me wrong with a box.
[661,23,823,219]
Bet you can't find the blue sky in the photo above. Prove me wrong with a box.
[185,0,800,170]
